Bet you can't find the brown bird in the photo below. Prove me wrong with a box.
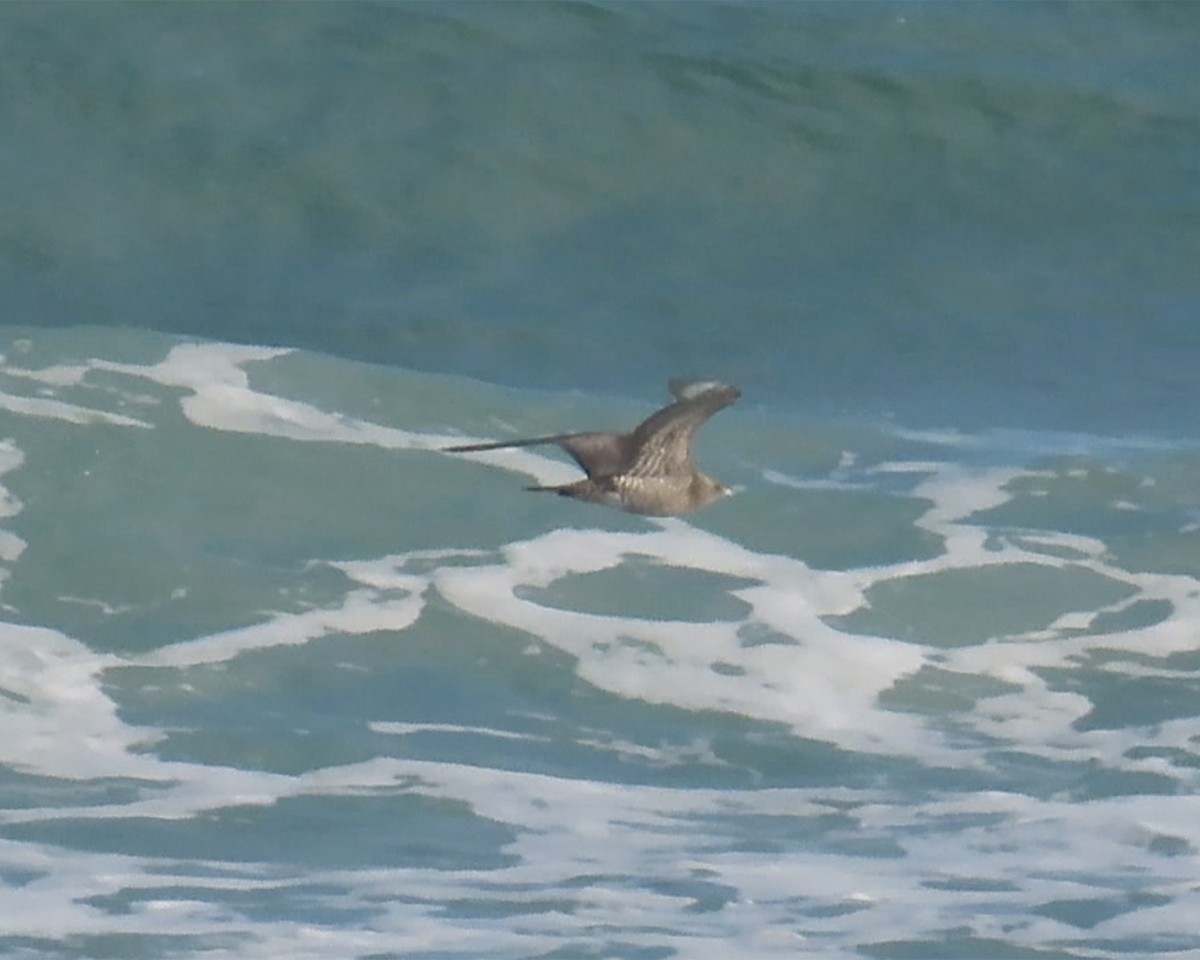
[445,379,740,516]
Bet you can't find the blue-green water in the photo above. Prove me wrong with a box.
[1,4,1199,959]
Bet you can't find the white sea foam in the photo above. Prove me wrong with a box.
[89,341,583,487]
[0,440,26,577]
[134,586,426,669]
[0,622,135,781]
[0,352,156,427]
[0,389,152,428]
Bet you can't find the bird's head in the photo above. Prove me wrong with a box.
[691,473,735,510]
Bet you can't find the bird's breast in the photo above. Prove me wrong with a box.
[612,474,696,516]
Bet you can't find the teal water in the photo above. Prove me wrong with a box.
[1,3,1199,958]
[3,2,1199,431]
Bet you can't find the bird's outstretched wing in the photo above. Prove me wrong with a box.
[445,379,738,480]
[624,379,740,478]
[445,431,627,479]
[556,432,628,477]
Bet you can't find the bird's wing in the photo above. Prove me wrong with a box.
[556,432,628,478]
[624,380,740,477]
[445,431,626,479]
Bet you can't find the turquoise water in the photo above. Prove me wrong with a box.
[5,1,1200,432]
[2,4,1199,959]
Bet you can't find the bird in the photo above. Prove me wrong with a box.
[444,379,740,516]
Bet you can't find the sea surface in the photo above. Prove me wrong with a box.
[1,4,1199,959]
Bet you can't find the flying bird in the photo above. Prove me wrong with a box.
[445,379,740,516]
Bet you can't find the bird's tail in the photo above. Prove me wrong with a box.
[524,482,572,496]
[524,481,590,499]
[444,434,568,453]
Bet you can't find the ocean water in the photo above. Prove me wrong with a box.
[2,4,1199,959]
